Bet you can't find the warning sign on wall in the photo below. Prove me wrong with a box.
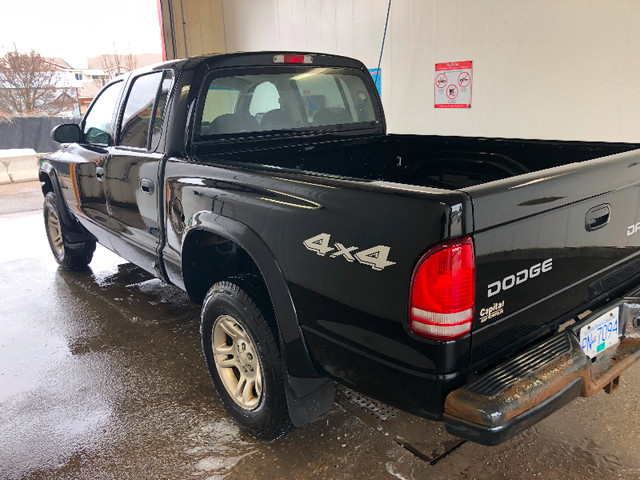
[435,61,472,108]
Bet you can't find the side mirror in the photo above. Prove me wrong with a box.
[51,123,81,143]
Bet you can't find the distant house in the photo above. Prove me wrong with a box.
[1,53,161,118]
[50,90,77,112]
[45,53,162,115]
[77,81,104,115]
[86,53,162,80]
[45,57,109,87]
[0,57,76,117]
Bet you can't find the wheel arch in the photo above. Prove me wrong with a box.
[38,164,94,242]
[38,165,76,231]
[39,169,55,195]
[182,212,334,426]
[182,212,316,378]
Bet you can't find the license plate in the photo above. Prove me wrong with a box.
[579,306,620,358]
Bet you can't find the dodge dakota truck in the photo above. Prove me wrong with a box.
[40,52,640,445]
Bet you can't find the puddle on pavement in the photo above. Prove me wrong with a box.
[186,419,258,479]
[91,261,151,288]
[0,317,71,401]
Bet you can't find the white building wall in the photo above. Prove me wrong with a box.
[220,0,640,142]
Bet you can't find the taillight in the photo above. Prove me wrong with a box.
[273,54,313,64]
[409,238,475,340]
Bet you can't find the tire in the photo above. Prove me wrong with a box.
[43,191,95,270]
[200,275,293,440]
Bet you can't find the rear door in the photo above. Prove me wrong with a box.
[465,150,640,371]
[105,70,173,274]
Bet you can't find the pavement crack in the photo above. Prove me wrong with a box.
[428,439,466,465]
[395,438,466,466]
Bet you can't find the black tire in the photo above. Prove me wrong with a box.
[43,191,95,270]
[200,275,293,440]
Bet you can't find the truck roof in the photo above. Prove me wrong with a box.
[145,51,369,74]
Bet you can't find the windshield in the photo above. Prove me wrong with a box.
[194,67,378,140]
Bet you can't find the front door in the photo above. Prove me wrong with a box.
[57,80,124,249]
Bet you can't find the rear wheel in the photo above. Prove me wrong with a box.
[43,192,94,270]
[201,275,293,440]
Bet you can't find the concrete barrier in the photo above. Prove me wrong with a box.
[0,149,40,184]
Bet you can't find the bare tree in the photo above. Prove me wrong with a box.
[97,46,137,82]
[0,48,76,116]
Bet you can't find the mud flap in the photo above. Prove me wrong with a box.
[285,375,335,427]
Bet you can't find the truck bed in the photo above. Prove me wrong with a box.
[195,133,640,373]
[196,134,639,190]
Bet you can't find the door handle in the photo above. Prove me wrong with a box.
[585,204,611,231]
[95,166,104,182]
[140,177,154,195]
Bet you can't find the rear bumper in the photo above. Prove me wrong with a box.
[444,290,640,445]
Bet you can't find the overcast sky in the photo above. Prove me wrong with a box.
[1,0,163,68]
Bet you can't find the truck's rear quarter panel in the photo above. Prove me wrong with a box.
[163,158,474,416]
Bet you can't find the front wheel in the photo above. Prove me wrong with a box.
[200,275,293,440]
[43,192,94,270]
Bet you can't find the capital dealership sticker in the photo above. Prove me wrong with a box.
[480,300,504,323]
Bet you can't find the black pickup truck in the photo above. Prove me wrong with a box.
[40,52,640,445]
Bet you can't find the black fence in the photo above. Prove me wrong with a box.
[0,117,79,153]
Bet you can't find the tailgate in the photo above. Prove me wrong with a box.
[464,149,640,371]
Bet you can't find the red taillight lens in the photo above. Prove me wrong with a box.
[273,54,313,64]
[409,238,475,340]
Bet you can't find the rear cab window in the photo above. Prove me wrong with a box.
[194,67,379,141]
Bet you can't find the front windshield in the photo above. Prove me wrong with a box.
[195,67,377,140]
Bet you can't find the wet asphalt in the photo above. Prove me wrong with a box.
[2,181,640,480]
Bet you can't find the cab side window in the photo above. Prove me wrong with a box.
[119,72,163,149]
[83,81,123,145]
[150,72,174,150]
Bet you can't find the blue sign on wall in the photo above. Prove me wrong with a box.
[368,68,381,95]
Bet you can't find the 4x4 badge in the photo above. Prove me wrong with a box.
[303,233,396,271]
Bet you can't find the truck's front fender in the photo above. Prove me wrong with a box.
[39,162,94,245]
